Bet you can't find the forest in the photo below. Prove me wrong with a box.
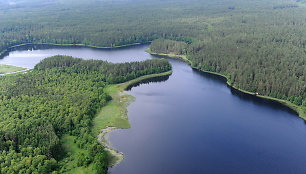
[150,38,305,112]
[0,0,304,113]
[0,56,171,173]
[0,0,305,172]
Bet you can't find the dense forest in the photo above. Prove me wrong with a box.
[0,56,171,173]
[0,0,304,113]
[150,38,305,108]
[0,0,305,171]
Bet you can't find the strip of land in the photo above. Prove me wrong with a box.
[0,64,26,74]
[60,70,172,172]
[94,70,172,166]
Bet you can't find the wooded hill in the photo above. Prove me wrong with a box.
[0,0,304,112]
[0,56,171,173]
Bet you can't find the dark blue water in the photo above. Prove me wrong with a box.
[1,44,306,174]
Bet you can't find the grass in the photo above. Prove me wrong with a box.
[92,85,132,136]
[92,70,173,136]
[147,50,306,120]
[0,64,26,74]
[60,70,173,172]
[60,135,95,174]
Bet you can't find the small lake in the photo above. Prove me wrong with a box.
[2,44,306,174]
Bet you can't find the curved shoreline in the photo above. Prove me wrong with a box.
[98,127,124,167]
[146,49,305,120]
[0,64,28,75]
[0,42,172,167]
[96,70,172,167]
[0,68,30,76]
[0,42,151,58]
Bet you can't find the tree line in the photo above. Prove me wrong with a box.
[0,55,171,173]
[0,0,304,109]
[151,38,305,108]
[0,0,305,169]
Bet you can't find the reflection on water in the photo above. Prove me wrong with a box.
[0,44,153,68]
[126,75,170,91]
[193,68,298,117]
[229,87,299,116]
[1,44,306,174]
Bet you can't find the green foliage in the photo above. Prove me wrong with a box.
[0,0,206,53]
[150,39,188,55]
[90,143,108,174]
[0,0,305,170]
[0,65,25,74]
[0,55,171,173]
[151,38,305,106]
[0,0,304,107]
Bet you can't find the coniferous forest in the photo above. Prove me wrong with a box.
[0,0,305,173]
[150,38,305,107]
[0,0,304,111]
[0,56,171,173]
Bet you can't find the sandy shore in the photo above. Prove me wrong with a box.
[97,126,124,167]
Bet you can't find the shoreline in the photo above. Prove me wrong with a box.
[0,64,28,75]
[146,48,191,65]
[0,68,30,76]
[147,50,305,120]
[0,42,151,75]
[96,70,172,167]
[97,127,124,167]
[0,42,151,58]
[0,42,171,167]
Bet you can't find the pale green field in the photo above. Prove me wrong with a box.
[0,64,25,74]
[92,70,173,136]
[92,85,132,136]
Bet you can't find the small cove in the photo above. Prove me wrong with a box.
[1,44,306,174]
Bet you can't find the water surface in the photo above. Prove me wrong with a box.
[0,44,150,68]
[1,44,306,174]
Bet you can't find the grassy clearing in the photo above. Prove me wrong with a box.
[94,71,172,165]
[0,64,26,74]
[93,70,172,166]
[92,70,173,136]
[60,135,95,174]
[59,84,132,173]
[60,70,172,172]
[92,85,132,136]
[147,50,306,120]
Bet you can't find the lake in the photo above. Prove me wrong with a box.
[1,44,306,174]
